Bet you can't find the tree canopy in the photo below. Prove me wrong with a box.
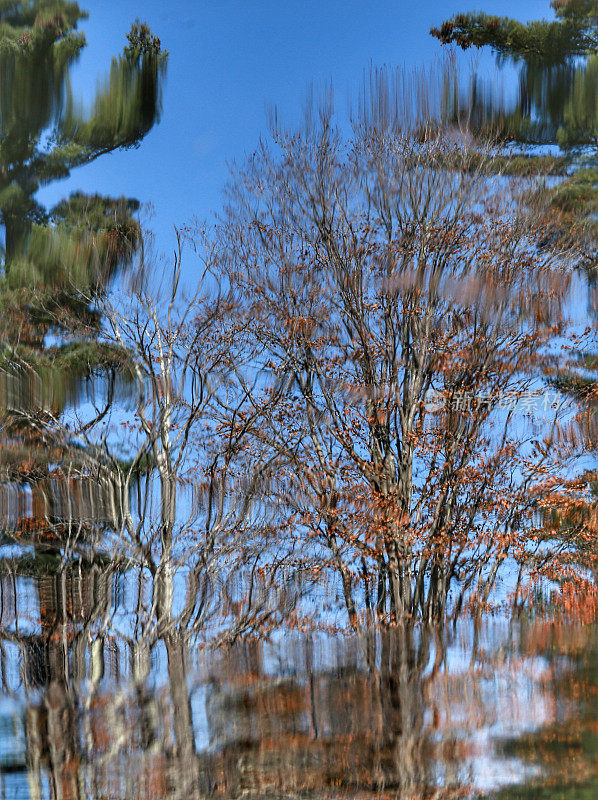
[431,1,598,64]
[0,2,167,543]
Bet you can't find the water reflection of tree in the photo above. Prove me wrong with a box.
[0,554,114,798]
[432,2,598,145]
[433,0,598,614]
[0,4,170,798]
[445,58,598,147]
[0,573,577,800]
[204,628,458,798]
[0,2,167,553]
[491,623,598,800]
[0,552,202,799]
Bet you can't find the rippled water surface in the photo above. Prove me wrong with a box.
[0,560,595,800]
[1,4,597,800]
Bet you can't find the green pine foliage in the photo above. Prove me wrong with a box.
[0,4,166,533]
[431,2,598,63]
[0,3,166,362]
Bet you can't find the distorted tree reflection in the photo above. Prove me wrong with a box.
[0,6,168,797]
[432,1,598,145]
[0,2,166,548]
[432,0,598,624]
